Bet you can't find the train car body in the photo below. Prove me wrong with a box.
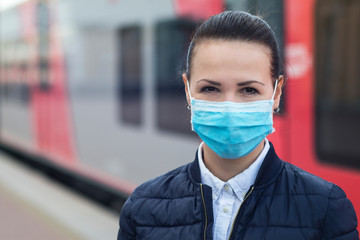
[0,0,359,224]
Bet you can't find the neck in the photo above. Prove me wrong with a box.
[202,140,265,182]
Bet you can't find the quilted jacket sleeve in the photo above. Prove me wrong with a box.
[117,197,136,240]
[321,184,359,240]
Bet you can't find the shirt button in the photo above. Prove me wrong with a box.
[223,207,229,213]
[224,184,230,191]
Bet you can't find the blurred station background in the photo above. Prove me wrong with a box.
[0,0,359,238]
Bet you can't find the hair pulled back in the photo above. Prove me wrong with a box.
[186,11,281,82]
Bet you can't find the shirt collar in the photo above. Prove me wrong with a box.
[198,142,223,199]
[198,139,270,201]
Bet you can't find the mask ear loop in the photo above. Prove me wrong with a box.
[272,79,280,113]
[187,81,195,131]
[186,81,192,110]
[271,79,278,100]
[186,81,193,99]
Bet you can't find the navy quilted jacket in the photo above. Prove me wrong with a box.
[117,143,359,239]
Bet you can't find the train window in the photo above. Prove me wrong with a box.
[315,0,360,169]
[155,19,197,135]
[37,0,50,90]
[119,26,143,126]
[226,0,286,112]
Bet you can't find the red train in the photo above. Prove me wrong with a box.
[0,0,359,224]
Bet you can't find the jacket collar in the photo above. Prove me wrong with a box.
[188,141,284,187]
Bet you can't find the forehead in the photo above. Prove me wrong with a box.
[190,40,272,81]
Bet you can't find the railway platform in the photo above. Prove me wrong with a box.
[0,151,119,240]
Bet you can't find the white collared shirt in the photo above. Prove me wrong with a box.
[198,139,270,240]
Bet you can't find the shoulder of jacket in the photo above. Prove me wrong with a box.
[281,161,337,197]
[130,162,195,200]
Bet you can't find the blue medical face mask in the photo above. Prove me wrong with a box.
[187,81,278,159]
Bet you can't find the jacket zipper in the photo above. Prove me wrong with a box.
[200,183,208,240]
[227,186,255,240]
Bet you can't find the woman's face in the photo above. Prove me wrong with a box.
[184,40,283,109]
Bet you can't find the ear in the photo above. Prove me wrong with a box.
[273,75,284,111]
[183,73,191,106]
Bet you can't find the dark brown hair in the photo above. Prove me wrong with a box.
[186,11,281,82]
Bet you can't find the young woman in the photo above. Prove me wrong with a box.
[118,11,358,240]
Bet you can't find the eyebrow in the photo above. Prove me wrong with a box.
[237,80,265,86]
[197,79,265,86]
[197,79,221,86]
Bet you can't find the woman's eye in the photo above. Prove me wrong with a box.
[241,87,258,95]
[200,86,219,93]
